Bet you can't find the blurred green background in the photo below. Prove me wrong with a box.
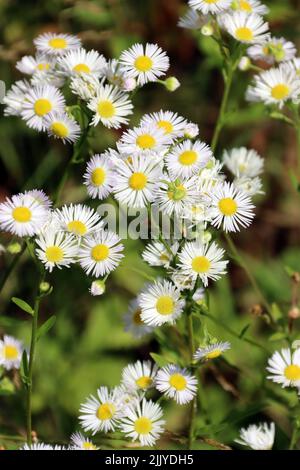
[0,0,300,450]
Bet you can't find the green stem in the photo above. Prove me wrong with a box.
[187,314,197,450]
[0,242,26,293]
[211,65,234,153]
[289,425,299,450]
[26,270,45,445]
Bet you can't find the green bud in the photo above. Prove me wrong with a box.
[163,77,180,92]
[39,282,51,293]
[7,242,22,255]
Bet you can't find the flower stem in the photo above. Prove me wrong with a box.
[187,313,197,450]
[289,424,299,450]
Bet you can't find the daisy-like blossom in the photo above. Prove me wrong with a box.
[114,385,142,415]
[83,152,116,200]
[178,240,228,286]
[0,192,49,237]
[248,37,297,65]
[119,398,165,447]
[16,54,55,76]
[209,182,255,232]
[79,386,122,435]
[0,335,24,370]
[70,74,100,101]
[285,58,300,76]
[22,189,52,210]
[184,122,200,139]
[58,48,107,78]
[113,155,162,208]
[21,84,66,131]
[88,83,133,129]
[54,204,102,238]
[117,124,172,156]
[155,177,200,217]
[35,229,79,272]
[78,230,124,278]
[142,241,179,268]
[169,268,196,291]
[34,32,82,56]
[3,80,31,116]
[178,9,209,30]
[69,432,99,450]
[223,147,264,179]
[44,112,81,144]
[104,59,137,91]
[188,0,231,15]
[223,12,269,44]
[155,365,197,404]
[230,0,269,15]
[246,64,300,108]
[194,341,231,361]
[267,348,300,389]
[20,443,54,450]
[121,361,158,393]
[233,176,264,196]
[140,111,188,140]
[119,43,169,86]
[165,139,213,179]
[124,298,154,339]
[235,422,275,450]
[139,279,185,326]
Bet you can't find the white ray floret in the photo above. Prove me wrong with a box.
[3,80,31,116]
[235,422,275,450]
[142,241,179,268]
[124,298,154,339]
[166,139,213,179]
[267,348,300,389]
[58,48,106,78]
[194,341,231,361]
[69,432,98,450]
[117,124,172,155]
[16,54,55,75]
[20,443,54,450]
[233,176,264,196]
[0,335,24,371]
[35,229,79,272]
[83,152,116,200]
[178,9,209,30]
[34,32,82,56]
[22,189,52,210]
[44,112,81,144]
[54,204,102,237]
[121,360,158,393]
[223,12,269,44]
[229,0,269,15]
[223,147,264,178]
[140,111,188,140]
[248,37,297,65]
[188,0,231,15]
[155,365,197,405]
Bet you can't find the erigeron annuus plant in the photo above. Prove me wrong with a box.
[0,2,300,451]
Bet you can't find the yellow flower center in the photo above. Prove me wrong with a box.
[36,63,50,71]
[157,120,173,134]
[156,295,175,315]
[97,403,116,421]
[169,373,187,391]
[136,134,156,149]
[134,416,153,435]
[50,122,69,138]
[73,63,91,73]
[205,349,222,360]
[284,365,300,381]
[129,172,148,190]
[271,84,290,100]
[83,442,97,450]
[239,0,252,11]
[204,0,218,3]
[133,309,143,325]
[91,244,110,262]
[179,150,198,166]
[218,197,238,216]
[136,376,153,389]
[134,56,153,72]
[48,38,67,49]
[91,168,106,186]
[235,27,253,42]
[67,220,87,236]
[191,256,210,273]
[12,206,32,223]
[45,246,64,263]
[97,100,115,119]
[3,345,19,360]
[34,98,52,117]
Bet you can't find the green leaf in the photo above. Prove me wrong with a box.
[269,332,287,342]
[20,351,29,386]
[37,315,56,341]
[271,303,283,321]
[150,353,169,368]
[239,323,251,339]
[11,297,34,315]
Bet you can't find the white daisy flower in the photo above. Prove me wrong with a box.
[248,37,297,65]
[119,398,165,447]
[70,74,100,101]
[113,155,162,208]
[22,189,52,210]
[139,279,185,326]
[16,54,55,75]
[188,0,231,15]
[117,124,172,156]
[119,43,169,86]
[223,147,264,179]
[246,64,300,108]
[114,385,142,415]
[140,111,188,140]
[169,268,196,291]
[166,140,213,179]
[0,192,49,237]
[223,12,269,44]
[124,298,154,339]
[69,432,99,450]
[155,365,197,405]
[20,443,54,450]
[155,177,200,217]
[58,48,106,78]
[233,176,264,196]
[285,58,300,76]
[184,122,200,139]
[194,341,231,361]
[230,0,269,15]
[209,182,255,232]
[34,32,82,56]
[121,361,158,393]
[21,85,66,131]
[267,348,300,389]
[178,9,209,30]
[142,241,179,268]
[104,59,137,91]
[87,84,133,129]
[79,386,122,434]
[44,112,80,144]
[54,204,102,238]
[35,229,79,272]
[83,152,116,200]
[78,230,124,278]
[0,335,24,370]
[235,422,275,450]
[178,240,228,286]
[3,80,31,116]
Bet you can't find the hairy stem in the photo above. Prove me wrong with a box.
[187,314,197,450]
[211,65,234,153]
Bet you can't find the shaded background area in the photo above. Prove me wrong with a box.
[0,0,300,449]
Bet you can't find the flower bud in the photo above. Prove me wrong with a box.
[163,77,181,92]
[238,56,251,71]
[184,123,199,139]
[7,242,22,255]
[122,77,137,92]
[201,23,214,37]
[39,282,51,293]
[289,307,300,320]
[90,280,106,296]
